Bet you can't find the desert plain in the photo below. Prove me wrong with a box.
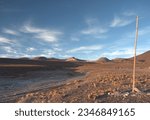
[0,51,150,103]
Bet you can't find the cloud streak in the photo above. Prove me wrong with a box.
[3,28,19,35]
[22,24,62,43]
[0,36,15,44]
[81,18,108,38]
[2,46,17,53]
[67,45,103,53]
[26,47,36,52]
[110,16,133,27]
[102,48,134,57]
[81,27,108,35]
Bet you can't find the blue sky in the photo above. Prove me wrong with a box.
[0,0,150,60]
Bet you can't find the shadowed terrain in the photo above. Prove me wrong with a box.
[0,58,84,102]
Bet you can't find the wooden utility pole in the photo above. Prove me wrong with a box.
[132,16,139,92]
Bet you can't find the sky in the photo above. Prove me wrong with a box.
[0,0,150,60]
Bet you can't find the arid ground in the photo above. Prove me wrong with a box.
[0,51,150,103]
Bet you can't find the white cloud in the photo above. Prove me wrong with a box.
[105,49,133,56]
[0,53,18,58]
[0,54,9,58]
[0,36,15,44]
[67,45,103,53]
[101,49,132,59]
[19,54,32,58]
[35,32,58,42]
[21,24,62,43]
[59,54,71,58]
[81,27,108,35]
[52,47,62,52]
[26,47,36,52]
[110,16,133,27]
[3,28,19,35]
[2,46,17,53]
[42,49,56,57]
[101,47,148,59]
[22,24,43,33]
[81,18,108,38]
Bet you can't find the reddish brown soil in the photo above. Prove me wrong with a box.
[16,61,150,103]
[0,51,150,103]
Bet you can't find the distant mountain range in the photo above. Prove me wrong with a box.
[97,50,150,63]
[0,50,149,63]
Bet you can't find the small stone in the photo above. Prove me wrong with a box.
[122,92,129,97]
[146,93,150,95]
[88,94,94,99]
[93,83,97,87]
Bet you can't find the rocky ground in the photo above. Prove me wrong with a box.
[16,61,150,103]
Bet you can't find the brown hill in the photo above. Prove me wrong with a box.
[48,58,65,61]
[128,50,150,63]
[112,58,131,63]
[136,50,150,62]
[66,57,85,62]
[97,57,111,62]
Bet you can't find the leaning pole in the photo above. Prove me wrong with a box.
[132,16,139,92]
